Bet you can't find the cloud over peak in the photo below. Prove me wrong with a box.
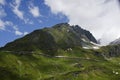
[45,0,120,45]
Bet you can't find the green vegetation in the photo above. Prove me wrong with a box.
[0,47,120,80]
[1,23,120,80]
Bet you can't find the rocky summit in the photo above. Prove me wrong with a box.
[110,38,120,45]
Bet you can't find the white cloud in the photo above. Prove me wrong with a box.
[10,0,33,24]
[0,7,6,18]
[0,20,13,30]
[0,0,5,5]
[13,26,28,36]
[0,6,21,35]
[23,32,28,35]
[0,20,5,30]
[11,0,24,20]
[13,26,22,36]
[0,20,28,36]
[15,31,28,36]
[0,6,7,30]
[45,0,120,45]
[15,30,23,36]
[29,3,40,17]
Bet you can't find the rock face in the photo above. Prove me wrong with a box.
[102,45,120,57]
[99,38,120,57]
[0,23,97,54]
[110,38,120,45]
[100,37,120,57]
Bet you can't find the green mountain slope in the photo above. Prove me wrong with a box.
[1,23,120,80]
[0,23,97,55]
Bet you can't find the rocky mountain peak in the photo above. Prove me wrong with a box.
[110,37,120,45]
[0,23,98,54]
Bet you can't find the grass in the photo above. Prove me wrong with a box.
[0,47,120,80]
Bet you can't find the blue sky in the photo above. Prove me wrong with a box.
[1,0,120,46]
[0,0,68,47]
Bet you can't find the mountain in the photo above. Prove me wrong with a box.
[99,38,120,57]
[101,38,120,57]
[110,38,120,45]
[0,23,97,55]
[1,23,120,80]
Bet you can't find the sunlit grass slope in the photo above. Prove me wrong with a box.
[0,47,120,80]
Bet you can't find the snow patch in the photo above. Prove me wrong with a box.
[81,38,87,42]
[83,47,90,49]
[92,46,100,49]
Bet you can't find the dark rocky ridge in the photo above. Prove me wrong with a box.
[110,38,120,45]
[101,45,120,58]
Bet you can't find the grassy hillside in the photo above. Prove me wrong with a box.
[1,23,120,80]
[0,47,120,80]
